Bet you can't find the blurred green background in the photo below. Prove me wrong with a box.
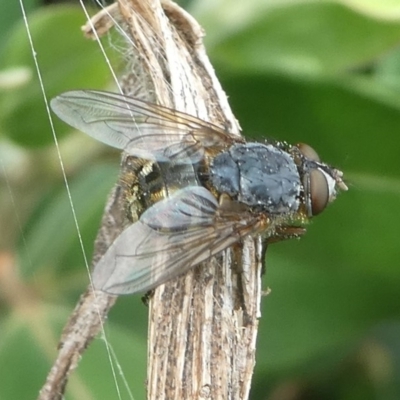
[1,0,400,399]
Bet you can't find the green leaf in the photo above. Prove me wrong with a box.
[0,5,117,147]
[18,162,119,283]
[220,71,400,395]
[221,73,400,179]
[198,1,400,74]
[375,46,400,90]
[0,0,38,54]
[0,303,147,400]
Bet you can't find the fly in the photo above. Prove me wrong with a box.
[50,90,347,295]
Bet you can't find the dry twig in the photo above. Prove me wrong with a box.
[38,1,263,398]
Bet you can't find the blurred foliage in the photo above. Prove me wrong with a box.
[0,0,400,399]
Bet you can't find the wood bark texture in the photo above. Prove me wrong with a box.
[38,1,263,399]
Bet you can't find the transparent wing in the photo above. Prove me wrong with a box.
[50,90,241,163]
[91,186,261,295]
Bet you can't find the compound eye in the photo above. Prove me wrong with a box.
[309,169,329,215]
[298,143,320,162]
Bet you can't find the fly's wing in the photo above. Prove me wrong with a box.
[91,186,261,295]
[50,90,242,164]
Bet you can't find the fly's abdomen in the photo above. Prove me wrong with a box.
[210,143,301,213]
[120,156,200,223]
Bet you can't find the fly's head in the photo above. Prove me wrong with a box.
[289,143,348,218]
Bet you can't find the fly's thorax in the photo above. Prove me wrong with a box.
[210,143,301,214]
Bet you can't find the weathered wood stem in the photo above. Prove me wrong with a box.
[38,1,263,399]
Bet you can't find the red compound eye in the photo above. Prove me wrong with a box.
[309,168,329,215]
[297,143,320,162]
